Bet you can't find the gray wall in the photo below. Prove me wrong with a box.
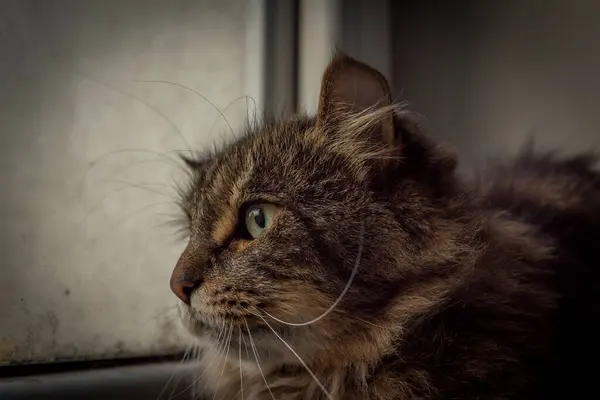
[0,0,261,364]
[392,0,600,171]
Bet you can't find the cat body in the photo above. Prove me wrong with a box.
[171,54,600,399]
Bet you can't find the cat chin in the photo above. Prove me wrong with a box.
[180,313,312,366]
[198,332,305,369]
[177,300,318,366]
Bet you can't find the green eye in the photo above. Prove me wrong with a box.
[244,203,278,239]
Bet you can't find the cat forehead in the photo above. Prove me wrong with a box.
[198,119,349,191]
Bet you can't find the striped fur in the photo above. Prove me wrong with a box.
[172,54,600,399]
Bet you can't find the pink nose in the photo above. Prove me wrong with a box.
[169,275,200,304]
[170,242,205,304]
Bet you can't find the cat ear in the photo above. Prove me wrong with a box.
[316,53,396,146]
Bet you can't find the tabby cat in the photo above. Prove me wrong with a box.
[170,53,600,399]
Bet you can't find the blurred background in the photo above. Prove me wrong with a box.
[1,0,600,398]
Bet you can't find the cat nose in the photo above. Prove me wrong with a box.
[170,275,200,304]
[170,244,205,304]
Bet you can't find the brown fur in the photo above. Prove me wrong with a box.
[171,53,600,399]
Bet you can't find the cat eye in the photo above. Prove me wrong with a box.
[243,203,278,239]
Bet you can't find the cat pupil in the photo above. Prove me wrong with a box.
[251,208,266,228]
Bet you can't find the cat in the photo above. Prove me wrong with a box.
[169,53,600,399]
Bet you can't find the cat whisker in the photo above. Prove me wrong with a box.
[85,180,178,222]
[135,80,235,138]
[198,321,232,398]
[73,71,193,151]
[172,369,205,400]
[82,148,183,185]
[145,220,189,247]
[81,148,185,227]
[335,309,390,329]
[200,320,228,365]
[132,217,189,277]
[104,151,190,182]
[85,151,190,211]
[207,320,229,362]
[100,179,177,191]
[209,320,228,360]
[244,95,258,127]
[88,201,175,241]
[355,315,389,329]
[238,327,244,400]
[261,221,365,327]
[256,314,333,400]
[206,95,257,140]
[242,330,251,361]
[213,322,235,400]
[170,320,228,399]
[156,343,193,400]
[244,318,276,400]
[86,151,187,197]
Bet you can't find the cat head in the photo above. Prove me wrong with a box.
[172,54,468,369]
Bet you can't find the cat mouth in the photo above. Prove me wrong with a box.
[181,305,313,367]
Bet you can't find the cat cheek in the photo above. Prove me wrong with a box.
[266,281,333,323]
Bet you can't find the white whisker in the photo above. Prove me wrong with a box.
[257,314,333,400]
[244,318,276,400]
[156,343,193,400]
[241,328,251,363]
[213,322,234,400]
[135,80,236,137]
[169,347,198,400]
[262,221,365,326]
[238,327,244,400]
[171,320,229,399]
